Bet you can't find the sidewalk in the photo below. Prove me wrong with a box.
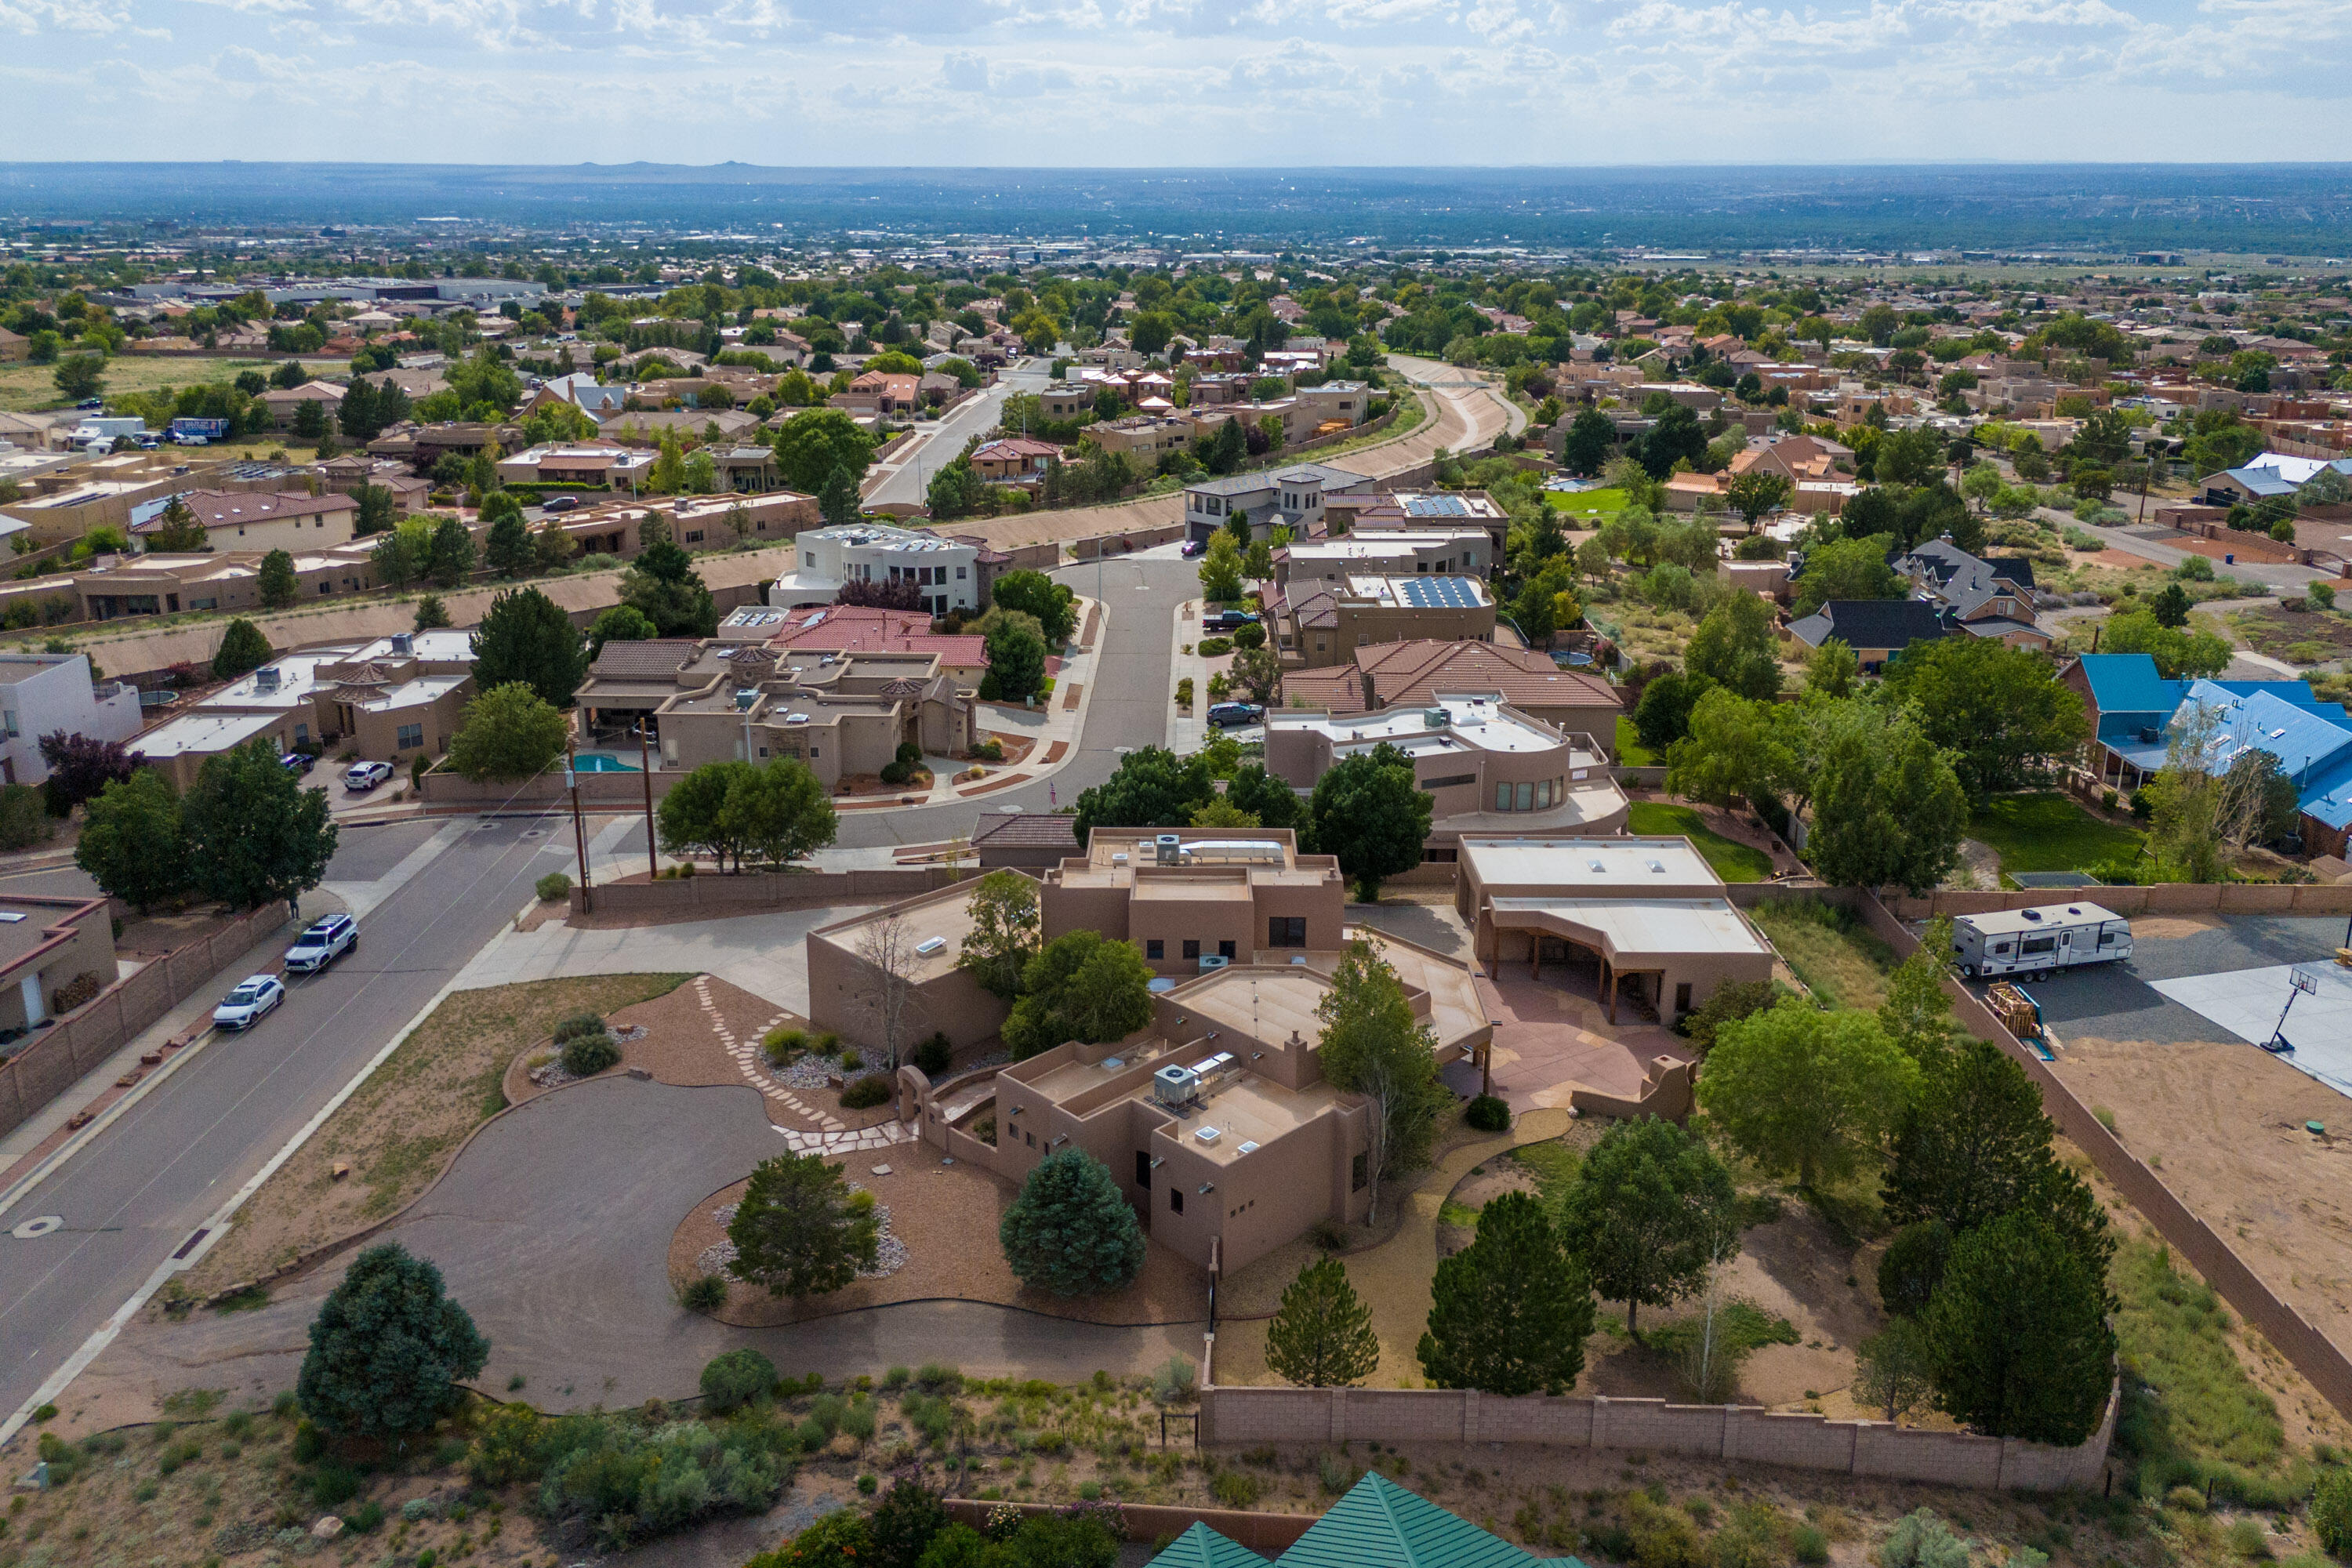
[1163,595,1261,755]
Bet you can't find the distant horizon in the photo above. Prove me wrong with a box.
[5,165,2351,255]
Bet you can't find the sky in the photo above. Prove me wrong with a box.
[3,0,2347,165]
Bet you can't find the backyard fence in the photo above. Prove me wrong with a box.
[564,866,965,917]
[0,902,290,1142]
[1195,1382,2116,1494]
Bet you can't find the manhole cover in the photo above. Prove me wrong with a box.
[520,830,548,840]
[11,1215,64,1240]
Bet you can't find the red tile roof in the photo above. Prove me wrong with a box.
[764,605,985,665]
[1356,641,1622,713]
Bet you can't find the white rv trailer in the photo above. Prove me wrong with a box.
[1951,902,2133,979]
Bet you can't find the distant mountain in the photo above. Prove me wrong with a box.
[2,163,2349,252]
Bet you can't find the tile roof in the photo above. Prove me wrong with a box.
[765,605,989,665]
[1280,666,1370,716]
[970,811,1080,848]
[1146,1522,1272,1568]
[586,639,702,679]
[135,488,358,533]
[1356,641,1621,713]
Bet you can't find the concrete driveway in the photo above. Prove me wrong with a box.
[452,904,871,1013]
[79,1077,1202,1415]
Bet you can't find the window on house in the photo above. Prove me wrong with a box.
[1218,940,1236,960]
[1026,1131,1036,1148]
[1675,982,1693,1012]
[318,583,332,594]
[684,530,703,543]
[1136,1151,1151,1187]
[1269,916,1306,949]
[1352,1153,1368,1192]
[1171,1187,1184,1214]
[956,566,967,579]
[1515,782,1534,811]
[1146,938,1164,960]
[1495,781,1512,811]
[396,723,423,750]
[1182,939,1200,960]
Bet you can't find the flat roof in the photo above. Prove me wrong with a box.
[136,709,284,757]
[0,895,103,978]
[1160,1073,1346,1167]
[1490,897,1769,960]
[1956,902,2126,936]
[1461,836,1723,892]
[809,881,985,984]
[1269,697,1564,757]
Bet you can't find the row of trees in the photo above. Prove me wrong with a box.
[78,738,339,914]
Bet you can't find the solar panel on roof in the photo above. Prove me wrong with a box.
[1403,493,1472,517]
[1399,576,1481,609]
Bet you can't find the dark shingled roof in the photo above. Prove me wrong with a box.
[969,811,1079,848]
[1786,599,1950,652]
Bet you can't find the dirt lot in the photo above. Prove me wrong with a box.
[177,973,692,1298]
[2229,604,2352,665]
[0,355,339,412]
[2055,1032,2352,1363]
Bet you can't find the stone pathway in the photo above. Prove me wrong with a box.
[691,975,914,1156]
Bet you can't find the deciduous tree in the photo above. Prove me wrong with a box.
[471,586,590,709]
[1557,1116,1740,1340]
[1072,746,1214,847]
[1302,741,1432,903]
[446,682,569,781]
[183,738,338,914]
[1683,589,1783,700]
[1881,638,2087,801]
[1001,930,1154,1060]
[956,869,1040,1002]
[74,769,186,912]
[1316,938,1451,1223]
[1697,999,1921,1189]
[36,731,140,817]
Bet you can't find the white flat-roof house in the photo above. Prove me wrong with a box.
[0,653,143,786]
[771,523,979,617]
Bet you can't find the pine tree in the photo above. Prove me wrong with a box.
[210,618,274,681]
[1417,1191,1594,1396]
[998,1148,1145,1296]
[296,1243,488,1439]
[146,495,210,553]
[1265,1257,1378,1388]
[726,1152,880,1299]
[470,586,589,709]
[412,593,451,632]
[1922,1210,2114,1444]
[819,463,860,528]
[482,495,532,577]
[256,548,299,608]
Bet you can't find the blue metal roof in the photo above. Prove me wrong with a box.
[2175,682,2352,829]
[2075,654,2179,720]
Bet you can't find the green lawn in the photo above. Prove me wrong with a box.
[1544,487,1628,521]
[1614,715,1656,768]
[1967,792,2145,877]
[1626,802,1773,883]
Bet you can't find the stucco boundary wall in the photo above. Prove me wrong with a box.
[1886,884,2352,920]
[1820,884,2352,1421]
[1069,522,1188,561]
[565,866,964,917]
[1197,1384,2116,1493]
[0,902,290,1141]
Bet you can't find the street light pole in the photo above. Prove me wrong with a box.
[637,721,657,881]
[566,738,592,915]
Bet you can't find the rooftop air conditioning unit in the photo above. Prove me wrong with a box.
[734,688,757,710]
[1155,833,1183,866]
[253,667,281,693]
[389,633,413,655]
[1425,707,1450,728]
[1152,1064,1200,1107]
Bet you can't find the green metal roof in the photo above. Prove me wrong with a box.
[1148,1521,1275,1568]
[1278,1472,1558,1568]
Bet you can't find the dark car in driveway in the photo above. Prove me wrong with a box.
[1181,537,1207,557]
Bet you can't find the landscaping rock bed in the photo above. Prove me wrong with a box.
[691,1188,907,1282]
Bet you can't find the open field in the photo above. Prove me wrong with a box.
[1749,900,1900,1011]
[1545,486,1629,521]
[1968,792,2146,878]
[1627,801,1771,882]
[0,356,342,414]
[178,973,692,1298]
[2230,604,2352,666]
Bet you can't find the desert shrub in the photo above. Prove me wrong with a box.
[915,1362,963,1391]
[840,1073,894,1109]
[343,1500,386,1534]
[2313,1469,2352,1555]
[913,1032,953,1076]
[1196,636,1233,656]
[535,872,572,902]
[553,1012,607,1043]
[561,1031,621,1076]
[1152,1356,1197,1405]
[1882,1510,1969,1568]
[1232,621,1266,649]
[700,1347,777,1412]
[0,784,52,851]
[762,1027,808,1065]
[311,1466,362,1509]
[1793,1526,1830,1564]
[1210,1470,1263,1508]
[682,1275,728,1313]
[1465,1094,1512,1132]
[1625,1494,1707,1568]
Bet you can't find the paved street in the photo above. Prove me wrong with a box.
[0,815,581,1428]
[862,359,1049,511]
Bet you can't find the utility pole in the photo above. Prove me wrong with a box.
[637,720,657,880]
[566,738,592,914]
